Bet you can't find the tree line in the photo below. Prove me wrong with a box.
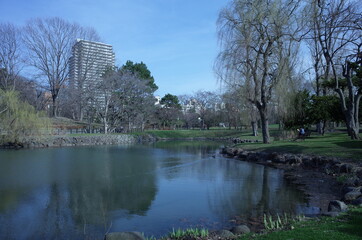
[216,0,361,142]
[1,0,361,142]
[0,17,232,138]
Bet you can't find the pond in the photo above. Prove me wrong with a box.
[0,141,308,239]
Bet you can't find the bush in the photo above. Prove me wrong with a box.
[0,90,50,143]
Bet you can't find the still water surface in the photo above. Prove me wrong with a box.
[0,141,307,239]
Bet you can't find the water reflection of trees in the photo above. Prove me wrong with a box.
[67,147,158,232]
[154,141,222,180]
[153,142,307,223]
[0,144,308,239]
[153,141,221,156]
[0,146,159,239]
[205,159,308,220]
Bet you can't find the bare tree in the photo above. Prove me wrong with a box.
[23,17,98,117]
[305,13,326,134]
[193,91,221,130]
[0,23,22,90]
[311,0,361,139]
[178,94,200,129]
[216,0,304,143]
[339,48,362,139]
[94,70,116,134]
[95,70,155,133]
[222,89,241,130]
[114,72,155,132]
[14,76,38,107]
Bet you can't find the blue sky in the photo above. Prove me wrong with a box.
[0,0,230,97]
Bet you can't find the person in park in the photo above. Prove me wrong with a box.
[297,127,305,137]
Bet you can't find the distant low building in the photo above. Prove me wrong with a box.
[154,96,161,105]
[181,98,198,113]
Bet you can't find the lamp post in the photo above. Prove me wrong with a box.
[198,117,204,130]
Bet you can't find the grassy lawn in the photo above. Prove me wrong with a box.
[62,126,362,161]
[239,207,362,240]
[142,129,245,139]
[140,128,361,161]
[236,132,362,161]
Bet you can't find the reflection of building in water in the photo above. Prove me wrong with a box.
[67,147,158,226]
[0,146,158,240]
[0,144,308,239]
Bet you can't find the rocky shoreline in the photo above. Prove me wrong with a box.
[154,137,260,143]
[220,146,362,212]
[0,135,257,149]
[0,134,159,149]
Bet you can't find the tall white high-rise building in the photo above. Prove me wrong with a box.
[69,39,115,106]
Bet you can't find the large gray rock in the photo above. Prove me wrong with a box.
[328,200,348,212]
[238,152,249,159]
[230,225,250,235]
[104,232,145,240]
[355,168,362,178]
[271,153,286,164]
[342,186,359,195]
[288,155,302,165]
[344,191,362,201]
[214,230,235,239]
[338,163,354,173]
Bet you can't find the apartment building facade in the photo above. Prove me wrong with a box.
[69,39,115,94]
[68,39,115,118]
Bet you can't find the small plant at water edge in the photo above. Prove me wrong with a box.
[142,234,157,240]
[168,228,209,239]
[336,173,355,184]
[263,213,305,231]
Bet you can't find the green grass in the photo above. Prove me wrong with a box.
[141,129,361,161]
[142,129,246,139]
[236,132,362,161]
[64,127,362,161]
[239,207,362,240]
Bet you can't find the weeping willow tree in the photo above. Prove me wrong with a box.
[0,90,50,144]
[216,0,305,143]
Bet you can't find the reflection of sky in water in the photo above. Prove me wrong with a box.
[0,142,308,239]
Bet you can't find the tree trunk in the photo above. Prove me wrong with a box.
[259,108,270,144]
[316,122,324,135]
[79,107,84,121]
[344,108,359,140]
[322,120,326,136]
[103,117,108,134]
[52,96,57,117]
[251,121,258,136]
[278,121,283,131]
[336,61,361,140]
